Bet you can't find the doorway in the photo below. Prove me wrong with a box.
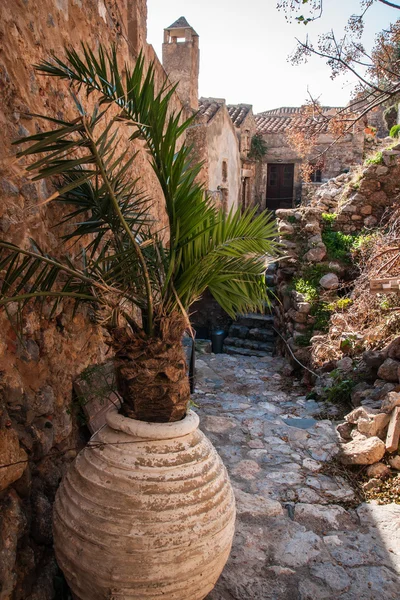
[266,164,294,211]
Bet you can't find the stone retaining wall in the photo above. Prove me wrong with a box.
[274,143,400,376]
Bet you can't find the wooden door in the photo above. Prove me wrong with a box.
[266,164,294,211]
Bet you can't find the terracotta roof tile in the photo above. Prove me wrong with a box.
[255,106,344,135]
[198,97,225,122]
[227,104,252,127]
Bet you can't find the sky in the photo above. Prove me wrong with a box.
[147,0,394,114]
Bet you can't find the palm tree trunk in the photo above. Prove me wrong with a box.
[110,316,190,423]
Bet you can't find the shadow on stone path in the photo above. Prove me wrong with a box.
[196,354,400,600]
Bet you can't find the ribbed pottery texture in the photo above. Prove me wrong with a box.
[53,409,236,600]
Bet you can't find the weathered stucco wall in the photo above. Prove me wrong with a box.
[0,2,185,598]
[206,106,241,212]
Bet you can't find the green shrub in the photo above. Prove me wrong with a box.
[365,151,383,166]
[390,124,400,139]
[321,212,338,226]
[323,370,356,406]
[322,230,354,262]
[352,233,376,252]
[248,133,267,160]
[293,278,319,303]
[295,333,313,347]
[327,298,353,311]
[311,301,332,332]
[292,265,330,303]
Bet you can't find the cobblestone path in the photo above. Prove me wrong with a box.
[197,353,400,600]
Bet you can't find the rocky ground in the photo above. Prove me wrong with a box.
[197,353,400,600]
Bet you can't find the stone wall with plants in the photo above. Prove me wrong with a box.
[274,138,400,487]
[0,2,185,599]
[274,139,400,378]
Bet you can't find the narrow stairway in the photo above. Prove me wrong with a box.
[223,264,277,357]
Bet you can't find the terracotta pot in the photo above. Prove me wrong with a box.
[53,409,236,599]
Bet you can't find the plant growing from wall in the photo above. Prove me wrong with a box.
[390,124,400,138]
[0,45,279,423]
[248,133,267,161]
[365,151,384,165]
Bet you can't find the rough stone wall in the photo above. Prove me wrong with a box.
[162,29,199,110]
[0,2,185,598]
[368,105,389,138]
[185,112,209,189]
[273,146,400,374]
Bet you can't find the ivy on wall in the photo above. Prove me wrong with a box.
[248,133,267,161]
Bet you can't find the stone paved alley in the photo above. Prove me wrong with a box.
[196,353,400,600]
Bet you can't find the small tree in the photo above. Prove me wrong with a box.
[0,45,279,423]
[277,0,400,135]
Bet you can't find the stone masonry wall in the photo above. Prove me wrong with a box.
[0,2,185,598]
[273,145,400,376]
[256,129,365,209]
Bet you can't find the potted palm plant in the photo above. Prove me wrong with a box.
[0,46,278,600]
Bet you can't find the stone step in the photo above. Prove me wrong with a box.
[224,345,272,358]
[228,324,275,343]
[224,337,275,353]
[247,327,275,343]
[236,313,274,328]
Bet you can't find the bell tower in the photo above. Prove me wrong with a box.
[162,17,199,111]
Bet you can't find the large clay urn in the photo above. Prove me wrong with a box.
[53,408,236,599]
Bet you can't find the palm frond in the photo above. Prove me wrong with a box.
[0,241,99,311]
[173,207,280,316]
[4,43,280,335]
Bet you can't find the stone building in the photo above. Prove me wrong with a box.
[227,104,257,211]
[253,107,365,211]
[195,98,241,212]
[162,16,199,111]
[162,21,242,213]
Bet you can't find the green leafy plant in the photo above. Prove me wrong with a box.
[352,233,376,252]
[327,298,353,311]
[248,133,268,160]
[322,230,355,262]
[295,332,313,347]
[0,45,279,423]
[324,369,356,406]
[339,334,364,355]
[311,301,332,332]
[390,124,400,139]
[321,212,338,226]
[365,151,383,166]
[293,278,318,303]
[292,264,330,303]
